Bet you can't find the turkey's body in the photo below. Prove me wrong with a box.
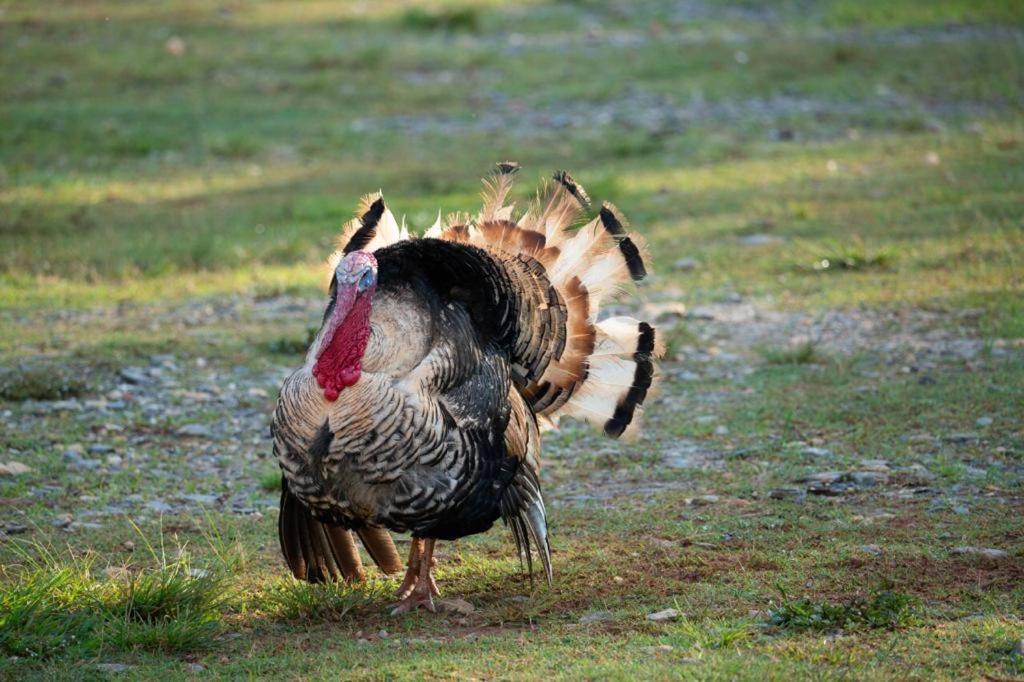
[272,165,659,609]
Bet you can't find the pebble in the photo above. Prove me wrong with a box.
[975,416,993,427]
[95,663,134,673]
[647,608,680,622]
[673,257,699,271]
[146,499,173,513]
[580,610,615,624]
[0,461,31,476]
[769,487,805,500]
[187,663,205,673]
[119,367,150,385]
[802,471,843,485]
[439,598,475,615]
[847,471,889,487]
[88,444,114,454]
[800,447,832,458]
[713,425,730,436]
[951,546,1008,559]
[738,234,781,246]
[859,544,883,556]
[944,432,980,444]
[641,644,675,654]
[178,424,214,438]
[1013,639,1024,657]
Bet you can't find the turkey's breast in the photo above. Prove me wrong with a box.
[273,280,519,540]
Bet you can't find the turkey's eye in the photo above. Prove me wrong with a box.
[357,269,375,292]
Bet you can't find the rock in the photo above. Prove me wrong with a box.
[164,36,186,56]
[738,234,781,246]
[1013,639,1024,657]
[713,425,730,436]
[673,257,699,271]
[181,493,219,506]
[975,416,993,427]
[178,424,214,438]
[897,463,937,483]
[187,663,205,673]
[769,487,804,500]
[951,546,1008,559]
[65,449,102,470]
[439,598,475,615]
[53,513,74,529]
[846,471,889,487]
[944,432,980,444]
[2,523,30,535]
[802,471,843,485]
[88,444,114,455]
[857,459,890,472]
[689,495,719,506]
[800,447,832,458]
[580,610,615,624]
[146,499,173,513]
[859,544,883,556]
[119,367,149,385]
[647,608,681,622]
[95,663,134,673]
[0,462,31,476]
[641,644,675,654]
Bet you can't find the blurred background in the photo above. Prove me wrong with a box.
[2,0,1021,322]
[2,3,1024,678]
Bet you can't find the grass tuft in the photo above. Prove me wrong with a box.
[0,363,90,401]
[260,468,281,493]
[263,578,390,621]
[399,7,481,32]
[798,236,897,273]
[768,585,920,632]
[759,341,820,366]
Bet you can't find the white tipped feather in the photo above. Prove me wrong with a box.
[424,211,443,239]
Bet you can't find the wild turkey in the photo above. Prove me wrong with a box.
[272,163,661,612]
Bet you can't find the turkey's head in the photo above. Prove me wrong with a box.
[311,250,377,401]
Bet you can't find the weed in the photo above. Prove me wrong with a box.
[399,7,480,32]
[797,236,897,273]
[260,467,282,493]
[0,363,89,401]
[759,341,820,365]
[263,578,389,621]
[768,585,920,632]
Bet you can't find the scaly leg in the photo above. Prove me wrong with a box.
[391,538,439,614]
[394,538,423,600]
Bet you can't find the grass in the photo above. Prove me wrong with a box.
[768,584,921,632]
[1,0,1022,679]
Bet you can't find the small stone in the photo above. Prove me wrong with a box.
[951,546,1008,559]
[439,598,475,615]
[377,629,389,639]
[673,257,699,271]
[802,471,843,485]
[1012,639,1024,657]
[164,36,186,56]
[95,663,134,673]
[713,425,730,436]
[690,495,719,506]
[146,499,173,513]
[123,540,135,551]
[178,424,213,438]
[53,513,74,529]
[769,487,804,500]
[647,608,681,622]
[738,234,781,246]
[859,544,883,556]
[2,523,30,535]
[800,447,832,458]
[88,444,114,455]
[975,416,993,427]
[580,610,615,624]
[641,644,675,654]
[945,432,980,444]
[846,471,888,487]
[119,367,149,385]
[0,462,31,476]
[858,459,890,472]
[187,663,205,673]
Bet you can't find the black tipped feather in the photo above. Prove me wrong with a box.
[553,170,591,208]
[599,202,647,281]
[343,197,386,254]
[603,322,656,438]
[496,160,521,175]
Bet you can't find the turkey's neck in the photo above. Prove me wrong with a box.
[313,294,373,401]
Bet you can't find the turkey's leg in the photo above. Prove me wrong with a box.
[391,538,439,614]
[394,538,424,600]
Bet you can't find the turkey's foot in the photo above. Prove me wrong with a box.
[391,538,439,614]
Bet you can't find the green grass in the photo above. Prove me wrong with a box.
[1,0,1023,679]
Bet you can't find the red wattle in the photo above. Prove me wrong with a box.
[313,292,373,401]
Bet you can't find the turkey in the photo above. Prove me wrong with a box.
[272,163,662,612]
